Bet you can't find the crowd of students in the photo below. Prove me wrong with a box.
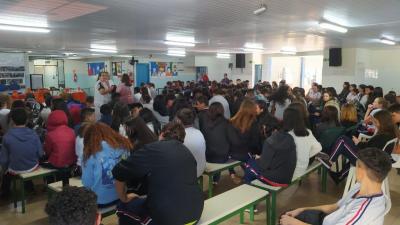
[0,72,398,225]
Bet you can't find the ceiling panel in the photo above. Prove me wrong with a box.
[0,0,399,55]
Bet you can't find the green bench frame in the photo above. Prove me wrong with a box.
[251,162,327,225]
[202,161,242,198]
[11,168,56,213]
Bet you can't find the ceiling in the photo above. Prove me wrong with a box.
[1,0,400,56]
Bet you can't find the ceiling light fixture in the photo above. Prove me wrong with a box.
[319,22,348,33]
[167,53,186,57]
[89,48,117,53]
[254,3,267,15]
[243,48,264,53]
[0,24,50,33]
[164,41,195,47]
[216,53,231,59]
[380,37,396,45]
[167,48,186,57]
[280,47,297,55]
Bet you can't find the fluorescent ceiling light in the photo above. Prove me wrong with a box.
[0,13,48,28]
[216,53,231,59]
[0,24,50,33]
[90,48,117,53]
[243,48,264,53]
[90,44,116,50]
[164,41,195,47]
[319,22,348,33]
[166,34,195,43]
[254,4,267,15]
[244,42,263,49]
[280,47,297,55]
[380,38,396,45]
[167,53,186,57]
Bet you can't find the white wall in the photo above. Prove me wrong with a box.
[321,47,400,93]
[195,54,253,84]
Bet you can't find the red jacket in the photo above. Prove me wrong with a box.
[44,110,76,168]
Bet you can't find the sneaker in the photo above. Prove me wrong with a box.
[317,157,332,169]
[245,208,259,213]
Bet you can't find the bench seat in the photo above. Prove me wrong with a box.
[203,161,242,197]
[197,184,268,225]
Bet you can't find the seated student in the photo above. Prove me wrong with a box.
[280,147,392,225]
[284,107,322,179]
[51,98,74,128]
[39,94,52,127]
[111,101,130,136]
[0,94,11,135]
[388,103,400,127]
[340,103,359,137]
[85,96,95,109]
[43,110,76,168]
[315,106,341,139]
[243,108,297,186]
[75,123,92,170]
[202,102,231,164]
[82,122,132,207]
[45,186,101,225]
[176,108,206,177]
[128,103,143,118]
[98,104,112,126]
[112,122,204,225]
[364,97,388,124]
[138,108,161,136]
[318,110,398,180]
[193,95,209,132]
[0,108,43,196]
[124,116,157,151]
[74,108,95,135]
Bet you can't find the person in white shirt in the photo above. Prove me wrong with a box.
[280,147,391,225]
[176,108,206,177]
[94,72,114,120]
[306,83,321,106]
[209,89,231,119]
[284,107,322,178]
[133,87,142,103]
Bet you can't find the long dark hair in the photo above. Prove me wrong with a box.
[207,102,225,122]
[111,102,130,132]
[288,102,310,128]
[321,105,340,126]
[282,107,309,137]
[121,74,132,87]
[373,110,399,138]
[269,85,291,105]
[139,108,161,136]
[125,117,157,150]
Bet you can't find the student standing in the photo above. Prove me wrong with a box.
[116,74,134,104]
[94,72,114,120]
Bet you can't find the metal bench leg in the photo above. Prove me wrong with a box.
[12,177,17,208]
[239,210,244,224]
[321,167,327,193]
[266,195,271,225]
[208,175,213,198]
[270,192,277,225]
[249,205,255,222]
[21,179,25,213]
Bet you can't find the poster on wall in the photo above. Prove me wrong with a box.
[150,61,184,76]
[88,62,105,76]
[112,62,123,76]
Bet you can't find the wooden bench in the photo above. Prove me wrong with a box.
[251,162,326,225]
[203,161,242,198]
[11,167,57,213]
[47,177,116,218]
[197,184,269,225]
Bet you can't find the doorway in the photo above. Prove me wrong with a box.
[136,63,150,87]
[254,64,262,84]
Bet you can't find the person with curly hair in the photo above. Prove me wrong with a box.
[45,186,101,225]
[82,122,132,207]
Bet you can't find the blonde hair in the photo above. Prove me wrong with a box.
[230,99,257,133]
[340,103,358,123]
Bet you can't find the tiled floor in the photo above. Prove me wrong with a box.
[1,169,399,225]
